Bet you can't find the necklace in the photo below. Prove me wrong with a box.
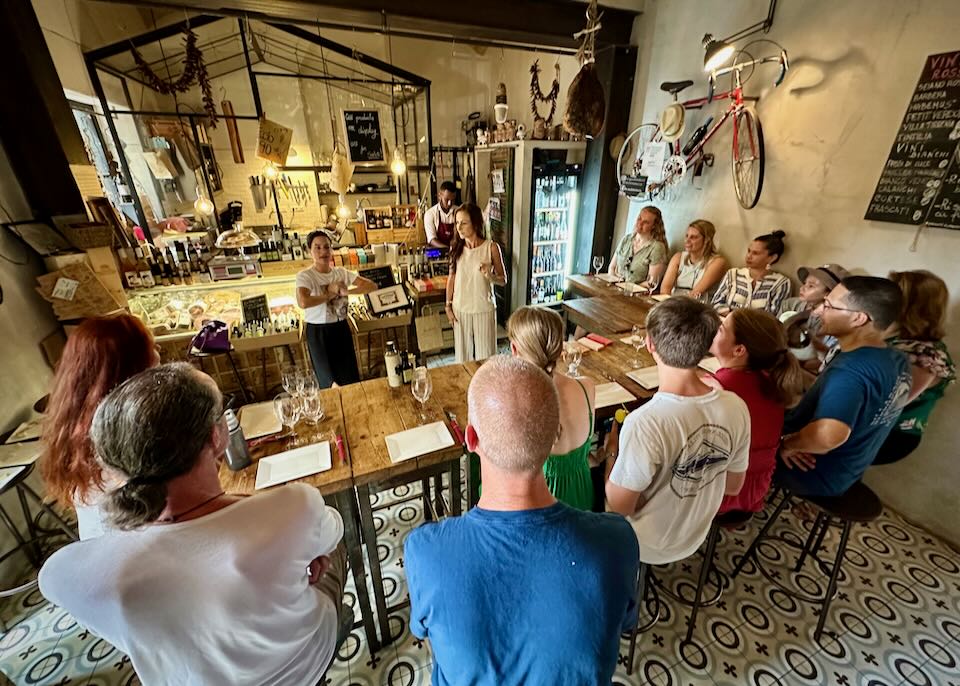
[158,491,225,524]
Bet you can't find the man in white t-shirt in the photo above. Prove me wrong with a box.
[424,181,458,248]
[39,364,350,685]
[606,297,750,564]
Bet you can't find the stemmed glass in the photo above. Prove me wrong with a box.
[298,370,318,398]
[274,392,301,447]
[300,392,325,442]
[565,342,583,378]
[646,271,662,295]
[630,324,646,368]
[592,255,605,276]
[281,366,298,395]
[411,366,432,424]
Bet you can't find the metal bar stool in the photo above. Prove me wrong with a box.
[656,510,754,644]
[622,563,664,676]
[730,481,883,641]
[189,345,254,404]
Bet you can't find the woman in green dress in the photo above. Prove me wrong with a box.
[507,306,595,509]
[608,205,668,287]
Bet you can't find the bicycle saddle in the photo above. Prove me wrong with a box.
[660,80,694,96]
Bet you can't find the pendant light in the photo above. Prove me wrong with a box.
[390,147,407,176]
[262,161,280,182]
[336,194,352,219]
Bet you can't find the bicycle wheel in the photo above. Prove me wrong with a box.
[731,108,765,209]
[617,123,661,198]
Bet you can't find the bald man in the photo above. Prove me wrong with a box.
[404,356,639,686]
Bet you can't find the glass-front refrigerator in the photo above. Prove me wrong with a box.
[528,162,581,306]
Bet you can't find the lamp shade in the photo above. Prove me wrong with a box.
[702,34,735,72]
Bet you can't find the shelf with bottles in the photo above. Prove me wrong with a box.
[529,273,566,306]
[362,204,418,232]
[533,210,571,243]
[531,242,567,276]
[533,174,578,211]
[533,240,567,246]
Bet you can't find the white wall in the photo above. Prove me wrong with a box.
[620,0,960,545]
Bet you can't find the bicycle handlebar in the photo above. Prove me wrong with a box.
[709,49,790,88]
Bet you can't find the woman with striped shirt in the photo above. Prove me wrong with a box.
[712,230,791,315]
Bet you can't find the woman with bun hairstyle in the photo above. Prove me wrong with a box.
[706,309,805,513]
[712,230,791,315]
[508,306,595,510]
[40,314,161,539]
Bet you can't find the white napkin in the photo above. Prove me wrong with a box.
[698,357,723,374]
[627,366,660,389]
[595,382,636,408]
[240,402,283,439]
[652,294,671,302]
[596,273,621,283]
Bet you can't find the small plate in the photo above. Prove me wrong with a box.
[385,422,455,464]
[627,366,660,389]
[595,382,636,408]
[240,402,283,439]
[254,442,332,490]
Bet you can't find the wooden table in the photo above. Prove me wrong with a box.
[567,273,625,298]
[339,368,471,646]
[562,294,654,336]
[218,388,379,651]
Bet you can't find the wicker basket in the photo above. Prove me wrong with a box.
[61,222,115,250]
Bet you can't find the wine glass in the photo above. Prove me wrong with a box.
[630,324,646,368]
[592,255,605,277]
[647,271,662,295]
[565,342,583,378]
[300,392,325,441]
[274,392,301,447]
[411,367,432,424]
[281,366,298,395]
[298,370,318,398]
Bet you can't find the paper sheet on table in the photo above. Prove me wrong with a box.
[616,282,647,295]
[627,366,660,389]
[576,336,606,352]
[385,422,454,464]
[698,357,723,374]
[596,273,621,283]
[0,442,42,469]
[5,415,43,444]
[595,382,636,409]
[240,401,283,439]
[652,294,671,302]
[0,466,28,491]
[620,335,645,345]
[255,442,331,490]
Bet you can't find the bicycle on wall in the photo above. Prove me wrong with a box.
[617,41,789,210]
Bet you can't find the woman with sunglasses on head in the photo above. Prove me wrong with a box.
[608,205,668,288]
[40,314,161,540]
[712,230,791,315]
[873,270,955,465]
[659,219,728,300]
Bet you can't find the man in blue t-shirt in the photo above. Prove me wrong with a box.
[404,356,639,686]
[777,276,911,496]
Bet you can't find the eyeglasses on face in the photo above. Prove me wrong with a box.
[821,299,870,320]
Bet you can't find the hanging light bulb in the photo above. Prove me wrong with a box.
[193,195,214,217]
[336,194,352,219]
[390,148,407,176]
[262,161,280,182]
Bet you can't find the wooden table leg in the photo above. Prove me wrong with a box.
[356,483,393,647]
[332,489,381,653]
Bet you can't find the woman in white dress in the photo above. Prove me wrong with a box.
[40,314,160,540]
[660,219,728,300]
[445,203,507,362]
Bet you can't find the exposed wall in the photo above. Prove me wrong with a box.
[619,0,960,544]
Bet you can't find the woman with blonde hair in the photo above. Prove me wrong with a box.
[508,306,595,509]
[660,219,729,300]
[608,205,668,287]
[706,308,805,513]
[874,270,955,465]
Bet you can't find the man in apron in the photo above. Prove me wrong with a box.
[424,181,457,248]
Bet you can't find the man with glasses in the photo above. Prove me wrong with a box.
[777,276,911,496]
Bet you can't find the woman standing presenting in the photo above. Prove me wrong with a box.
[659,219,728,300]
[445,203,507,362]
[607,205,668,287]
[296,230,377,388]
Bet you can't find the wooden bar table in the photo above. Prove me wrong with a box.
[340,367,471,647]
[218,388,381,652]
[567,273,625,298]
[562,294,654,336]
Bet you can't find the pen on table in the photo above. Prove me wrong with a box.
[335,431,347,466]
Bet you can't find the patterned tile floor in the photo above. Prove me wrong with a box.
[2,472,959,685]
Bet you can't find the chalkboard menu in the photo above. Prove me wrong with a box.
[359,265,396,289]
[343,110,385,164]
[241,294,270,325]
[865,50,960,229]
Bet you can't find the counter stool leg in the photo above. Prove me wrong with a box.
[625,563,648,676]
[333,490,381,653]
[356,484,393,647]
[685,522,721,644]
[450,456,462,516]
[21,484,77,540]
[0,502,37,568]
[731,492,793,579]
[816,520,852,642]
[15,486,42,566]
[432,474,444,516]
[421,479,433,522]
[795,512,828,573]
[225,351,252,404]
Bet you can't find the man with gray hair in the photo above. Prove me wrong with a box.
[404,355,639,686]
[607,297,750,564]
[39,363,349,685]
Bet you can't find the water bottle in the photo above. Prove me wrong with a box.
[223,409,252,471]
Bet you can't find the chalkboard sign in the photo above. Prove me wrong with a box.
[343,110,385,164]
[241,294,270,325]
[358,265,396,289]
[865,51,960,229]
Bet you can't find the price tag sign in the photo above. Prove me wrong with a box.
[52,277,79,301]
[257,118,293,165]
[640,141,668,183]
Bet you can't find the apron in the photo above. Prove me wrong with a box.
[436,205,455,245]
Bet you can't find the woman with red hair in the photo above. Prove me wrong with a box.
[40,314,160,539]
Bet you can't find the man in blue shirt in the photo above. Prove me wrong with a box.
[404,356,639,686]
[778,276,911,496]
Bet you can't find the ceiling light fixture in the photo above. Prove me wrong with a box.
[701,0,779,73]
